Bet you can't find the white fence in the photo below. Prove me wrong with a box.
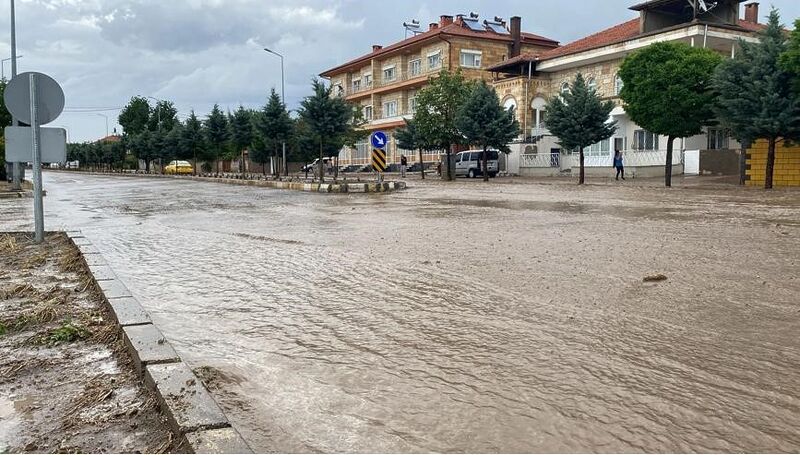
[520,149,683,169]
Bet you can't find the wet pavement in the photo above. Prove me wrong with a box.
[2,171,800,452]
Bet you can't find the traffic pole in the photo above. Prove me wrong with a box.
[29,73,44,242]
[10,0,22,190]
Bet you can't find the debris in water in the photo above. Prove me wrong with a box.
[643,274,668,282]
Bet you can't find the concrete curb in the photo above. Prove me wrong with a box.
[65,230,252,454]
[54,170,407,194]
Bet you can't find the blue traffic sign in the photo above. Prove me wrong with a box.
[371,131,388,149]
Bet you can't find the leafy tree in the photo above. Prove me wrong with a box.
[395,119,428,179]
[148,100,179,133]
[620,41,722,187]
[249,133,271,175]
[257,89,292,176]
[545,73,617,184]
[413,69,474,180]
[118,96,151,136]
[180,111,206,175]
[132,129,157,172]
[298,79,354,182]
[720,8,800,189]
[231,106,254,173]
[205,104,229,174]
[455,81,520,181]
[780,17,800,93]
[163,123,183,169]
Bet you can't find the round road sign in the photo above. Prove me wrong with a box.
[3,72,65,125]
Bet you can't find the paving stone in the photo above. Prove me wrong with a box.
[98,279,133,299]
[77,243,101,255]
[87,264,116,281]
[82,253,107,266]
[145,362,229,434]
[108,297,152,326]
[183,427,252,454]
[123,324,180,375]
[349,183,367,193]
[70,236,92,246]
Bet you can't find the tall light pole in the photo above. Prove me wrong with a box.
[9,0,21,190]
[263,47,287,177]
[1,55,22,80]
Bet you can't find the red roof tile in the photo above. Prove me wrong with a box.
[320,22,559,77]
[538,18,641,60]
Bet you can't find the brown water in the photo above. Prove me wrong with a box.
[3,172,800,452]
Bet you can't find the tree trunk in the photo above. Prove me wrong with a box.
[418,148,425,179]
[482,147,489,182]
[216,156,220,175]
[446,145,453,181]
[334,156,339,181]
[578,148,585,185]
[319,139,325,183]
[765,137,776,190]
[145,159,150,173]
[665,135,674,188]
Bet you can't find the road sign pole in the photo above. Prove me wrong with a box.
[29,73,44,242]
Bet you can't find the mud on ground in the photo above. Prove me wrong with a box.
[0,232,180,453]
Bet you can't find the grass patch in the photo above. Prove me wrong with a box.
[0,322,6,336]
[47,321,90,345]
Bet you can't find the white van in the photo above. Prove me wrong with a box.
[455,150,499,178]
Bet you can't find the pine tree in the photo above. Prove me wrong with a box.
[717,8,800,189]
[257,89,292,176]
[205,104,228,174]
[545,73,617,184]
[455,81,520,181]
[231,106,254,173]
[180,111,207,175]
[298,79,354,183]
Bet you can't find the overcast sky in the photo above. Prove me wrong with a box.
[2,0,799,142]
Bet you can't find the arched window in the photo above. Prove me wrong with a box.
[560,81,570,95]
[502,96,517,113]
[587,77,597,93]
[614,74,624,96]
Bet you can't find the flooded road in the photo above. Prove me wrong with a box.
[3,172,800,452]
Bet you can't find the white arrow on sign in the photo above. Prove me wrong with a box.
[375,136,385,146]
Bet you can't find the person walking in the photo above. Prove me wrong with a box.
[400,154,408,178]
[613,149,625,180]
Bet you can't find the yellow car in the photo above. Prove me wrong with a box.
[164,160,193,175]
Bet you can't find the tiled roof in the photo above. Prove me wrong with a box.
[320,22,559,77]
[738,19,767,32]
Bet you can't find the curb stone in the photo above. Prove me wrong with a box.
[65,231,253,454]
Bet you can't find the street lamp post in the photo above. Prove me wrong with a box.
[263,47,287,177]
[9,0,21,190]
[1,55,22,80]
[93,113,109,138]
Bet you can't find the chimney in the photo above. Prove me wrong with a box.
[429,22,438,31]
[744,2,759,23]
[510,16,522,58]
[372,44,382,52]
[440,15,453,27]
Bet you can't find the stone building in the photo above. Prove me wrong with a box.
[488,0,766,178]
[319,14,559,168]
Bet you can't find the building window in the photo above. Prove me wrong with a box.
[352,79,361,93]
[708,128,730,150]
[427,50,442,70]
[364,74,372,88]
[614,74,624,96]
[633,130,659,150]
[460,50,482,68]
[587,77,597,93]
[409,96,418,114]
[583,138,610,156]
[334,84,344,97]
[363,105,373,121]
[560,81,570,95]
[383,65,396,83]
[409,59,421,77]
[383,100,398,118]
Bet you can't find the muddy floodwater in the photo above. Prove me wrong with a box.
[2,172,799,452]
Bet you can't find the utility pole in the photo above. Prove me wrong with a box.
[264,48,287,176]
[10,0,21,190]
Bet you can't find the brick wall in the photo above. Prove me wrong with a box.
[746,140,800,187]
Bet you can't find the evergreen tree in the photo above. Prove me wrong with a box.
[545,73,617,184]
[298,79,354,182]
[257,89,292,176]
[455,81,520,181]
[205,104,229,174]
[180,111,206,175]
[619,41,722,187]
[413,69,474,180]
[231,106,254,173]
[718,8,800,189]
[395,119,428,179]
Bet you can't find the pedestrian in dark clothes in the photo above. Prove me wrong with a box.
[614,149,625,180]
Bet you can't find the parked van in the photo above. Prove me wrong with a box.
[455,150,499,178]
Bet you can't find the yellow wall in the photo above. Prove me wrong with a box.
[746,139,800,187]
